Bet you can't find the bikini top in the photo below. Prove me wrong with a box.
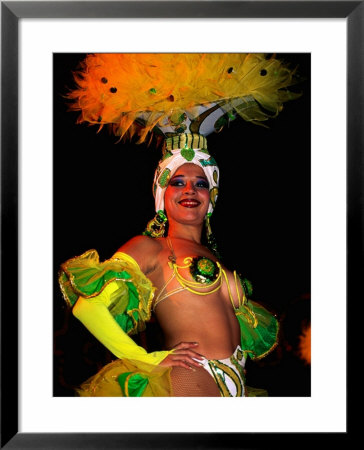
[152,237,251,316]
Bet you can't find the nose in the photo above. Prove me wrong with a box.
[183,181,196,195]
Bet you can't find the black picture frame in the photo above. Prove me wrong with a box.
[1,1,358,448]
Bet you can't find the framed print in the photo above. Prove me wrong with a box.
[1,1,358,448]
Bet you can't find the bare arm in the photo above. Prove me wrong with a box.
[71,235,205,369]
[116,235,161,275]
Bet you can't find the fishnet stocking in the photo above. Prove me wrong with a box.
[170,366,221,397]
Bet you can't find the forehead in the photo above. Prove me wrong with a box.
[172,163,206,178]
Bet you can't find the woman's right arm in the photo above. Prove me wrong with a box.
[115,235,160,275]
[72,287,170,365]
[70,237,204,369]
[73,286,204,370]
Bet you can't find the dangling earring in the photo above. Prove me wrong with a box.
[205,213,220,259]
[143,210,167,238]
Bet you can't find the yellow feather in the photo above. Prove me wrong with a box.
[67,53,300,143]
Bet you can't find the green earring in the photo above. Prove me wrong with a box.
[143,210,167,238]
[205,213,220,259]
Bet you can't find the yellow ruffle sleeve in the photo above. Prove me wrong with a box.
[59,249,173,396]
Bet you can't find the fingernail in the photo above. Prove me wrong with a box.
[192,357,205,363]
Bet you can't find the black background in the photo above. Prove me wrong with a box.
[53,53,311,397]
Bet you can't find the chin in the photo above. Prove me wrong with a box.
[177,212,206,226]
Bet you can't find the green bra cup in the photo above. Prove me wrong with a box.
[189,256,219,284]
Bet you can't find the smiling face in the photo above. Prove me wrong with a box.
[164,163,210,227]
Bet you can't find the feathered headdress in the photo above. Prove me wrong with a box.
[67,53,300,246]
[67,53,300,146]
[66,52,302,254]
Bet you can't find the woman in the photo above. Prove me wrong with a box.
[60,145,278,397]
[59,53,298,396]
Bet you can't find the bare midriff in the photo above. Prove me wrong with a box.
[155,290,241,360]
[147,238,241,361]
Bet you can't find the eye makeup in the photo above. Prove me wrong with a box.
[195,178,209,189]
[169,176,185,187]
[169,176,209,189]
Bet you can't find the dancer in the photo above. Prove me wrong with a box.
[59,53,299,396]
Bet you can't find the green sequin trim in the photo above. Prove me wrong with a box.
[199,157,217,167]
[236,348,243,361]
[189,256,219,284]
[197,258,215,276]
[162,150,173,160]
[213,170,218,183]
[237,274,253,298]
[156,210,167,222]
[241,278,253,297]
[209,187,218,208]
[159,168,171,188]
[181,147,195,161]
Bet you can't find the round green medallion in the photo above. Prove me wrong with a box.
[189,256,219,284]
[197,258,215,276]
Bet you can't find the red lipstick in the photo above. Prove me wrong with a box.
[179,199,201,208]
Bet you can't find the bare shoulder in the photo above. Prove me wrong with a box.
[116,235,163,273]
[118,234,162,253]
